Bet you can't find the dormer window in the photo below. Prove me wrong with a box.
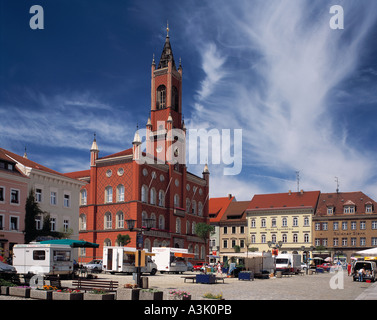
[366,203,373,213]
[327,206,334,215]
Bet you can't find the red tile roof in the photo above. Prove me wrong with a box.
[209,196,235,222]
[64,170,90,180]
[0,148,66,178]
[247,191,320,211]
[315,192,377,216]
[220,201,250,222]
[99,148,133,160]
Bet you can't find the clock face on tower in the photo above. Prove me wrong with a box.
[156,146,163,153]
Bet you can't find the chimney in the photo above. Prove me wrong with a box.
[288,190,291,195]
[228,194,232,199]
[300,189,304,195]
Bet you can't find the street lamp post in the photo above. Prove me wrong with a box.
[125,217,155,288]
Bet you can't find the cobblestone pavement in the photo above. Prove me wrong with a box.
[0,270,375,300]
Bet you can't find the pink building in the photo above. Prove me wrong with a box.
[0,149,28,260]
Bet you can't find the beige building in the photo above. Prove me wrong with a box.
[219,201,249,263]
[246,191,320,260]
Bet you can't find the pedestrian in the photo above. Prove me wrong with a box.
[217,262,222,276]
[358,267,365,282]
[347,263,352,276]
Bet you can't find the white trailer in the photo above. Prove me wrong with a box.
[102,246,157,275]
[12,243,74,276]
[151,247,195,274]
[275,253,301,274]
[245,252,275,277]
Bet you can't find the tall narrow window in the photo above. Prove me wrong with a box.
[117,185,124,202]
[156,85,166,109]
[172,86,179,111]
[105,186,113,203]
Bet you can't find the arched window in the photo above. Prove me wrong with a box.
[80,189,87,205]
[176,217,181,234]
[200,246,206,260]
[186,221,190,234]
[116,211,124,229]
[282,233,287,243]
[144,239,151,251]
[158,190,165,207]
[186,198,191,213]
[150,188,156,205]
[192,221,196,235]
[150,213,156,228]
[194,245,199,259]
[104,212,112,229]
[117,185,124,202]
[198,202,203,216]
[142,211,148,228]
[156,85,166,109]
[159,215,165,230]
[174,194,180,208]
[141,185,148,203]
[79,214,86,231]
[105,186,113,203]
[192,200,197,215]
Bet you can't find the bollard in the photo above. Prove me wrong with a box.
[141,277,149,289]
[276,271,282,278]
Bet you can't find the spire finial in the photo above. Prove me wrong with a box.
[166,21,170,37]
[93,132,97,141]
[23,146,28,159]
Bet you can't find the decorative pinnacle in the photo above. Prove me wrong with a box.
[166,21,169,37]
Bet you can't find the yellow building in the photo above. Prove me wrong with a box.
[246,191,320,259]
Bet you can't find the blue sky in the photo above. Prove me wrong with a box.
[1,0,377,200]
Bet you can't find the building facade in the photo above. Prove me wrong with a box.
[208,195,235,260]
[0,149,28,260]
[313,192,377,261]
[246,191,320,259]
[67,30,210,263]
[0,148,84,256]
[219,200,249,263]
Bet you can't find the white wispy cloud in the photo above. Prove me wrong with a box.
[184,0,377,197]
[0,91,135,156]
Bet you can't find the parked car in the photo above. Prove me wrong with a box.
[84,259,103,273]
[0,261,16,273]
[352,261,377,282]
[301,263,308,270]
[193,262,204,271]
[316,263,332,271]
[186,262,194,272]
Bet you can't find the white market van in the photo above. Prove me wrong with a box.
[151,247,195,274]
[102,246,157,275]
[12,243,74,276]
[275,253,301,274]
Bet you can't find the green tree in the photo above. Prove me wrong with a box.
[194,222,215,264]
[117,234,131,246]
[24,189,64,243]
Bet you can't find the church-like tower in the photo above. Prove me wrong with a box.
[146,25,185,163]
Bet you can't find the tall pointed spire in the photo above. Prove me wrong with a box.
[157,23,176,70]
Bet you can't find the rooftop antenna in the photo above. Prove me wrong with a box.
[296,171,300,193]
[335,177,339,193]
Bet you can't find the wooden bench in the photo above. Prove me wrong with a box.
[71,279,119,292]
[181,276,196,283]
[215,276,225,283]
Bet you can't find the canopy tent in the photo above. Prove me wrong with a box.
[355,247,377,257]
[39,239,99,248]
[219,252,263,258]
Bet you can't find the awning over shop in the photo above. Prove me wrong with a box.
[40,239,99,248]
[174,252,195,258]
[219,252,263,258]
[355,247,377,257]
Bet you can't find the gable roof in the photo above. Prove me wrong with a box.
[0,147,66,178]
[220,201,250,222]
[209,195,235,223]
[247,191,320,211]
[316,192,377,216]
